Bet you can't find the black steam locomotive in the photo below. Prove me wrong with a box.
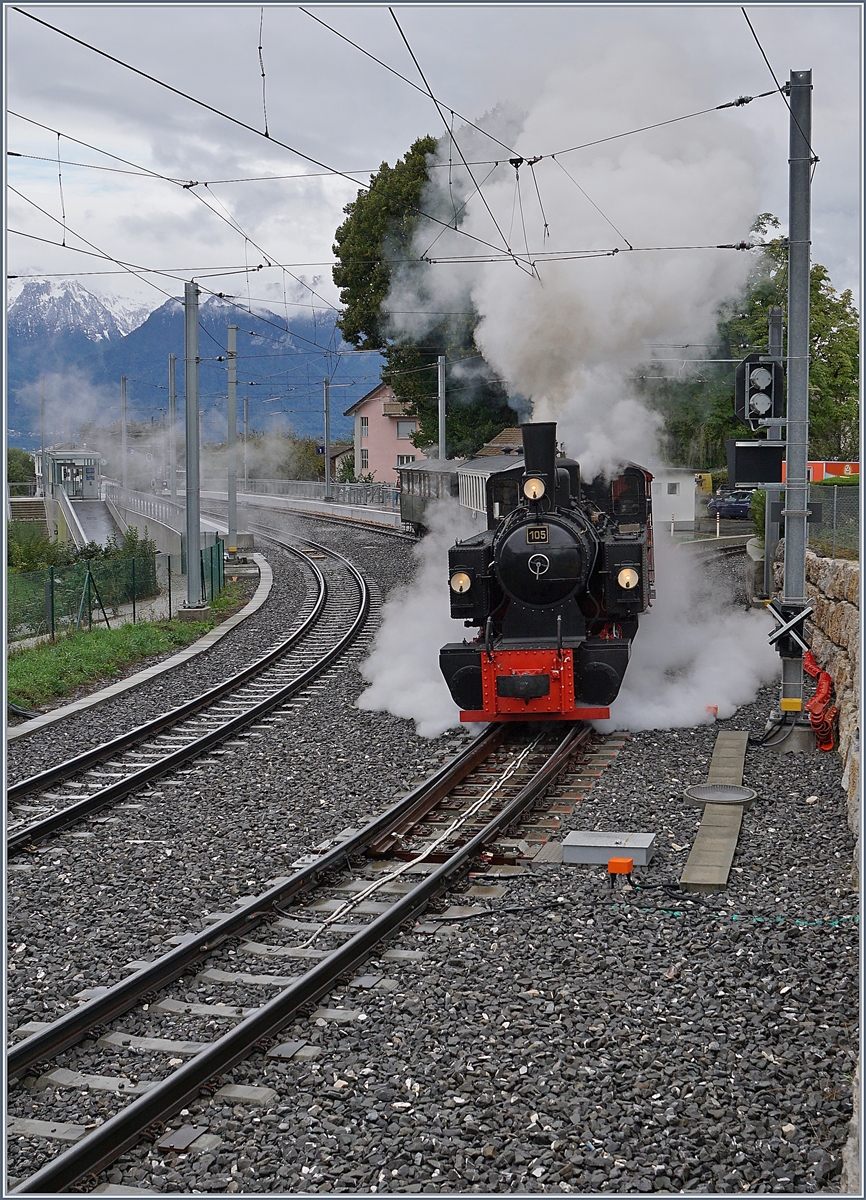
[439,422,654,723]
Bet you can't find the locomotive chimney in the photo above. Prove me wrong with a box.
[520,422,557,499]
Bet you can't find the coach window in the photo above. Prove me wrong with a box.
[396,421,416,440]
[360,449,369,470]
[360,416,368,438]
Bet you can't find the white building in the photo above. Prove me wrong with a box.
[651,467,698,531]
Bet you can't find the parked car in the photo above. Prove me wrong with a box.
[707,490,754,519]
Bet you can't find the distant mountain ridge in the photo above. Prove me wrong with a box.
[7,280,382,448]
[8,279,154,340]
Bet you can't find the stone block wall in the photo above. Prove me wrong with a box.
[773,550,860,837]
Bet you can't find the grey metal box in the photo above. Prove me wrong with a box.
[562,831,656,866]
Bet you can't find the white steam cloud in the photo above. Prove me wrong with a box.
[598,539,780,732]
[357,499,478,739]
[358,28,777,737]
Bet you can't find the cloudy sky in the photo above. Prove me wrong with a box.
[5,2,861,323]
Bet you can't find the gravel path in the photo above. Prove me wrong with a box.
[6,518,856,1194]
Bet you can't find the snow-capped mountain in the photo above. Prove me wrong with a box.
[7,279,155,341]
[6,279,382,449]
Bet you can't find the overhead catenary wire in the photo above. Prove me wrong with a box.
[740,6,819,168]
[299,5,520,159]
[55,133,67,246]
[8,110,336,314]
[10,7,515,263]
[257,6,269,138]
[551,156,634,250]
[387,5,533,276]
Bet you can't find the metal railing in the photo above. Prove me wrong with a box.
[201,477,401,510]
[809,484,859,559]
[55,486,89,550]
[104,481,186,535]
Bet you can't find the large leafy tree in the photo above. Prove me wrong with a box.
[641,214,860,465]
[332,137,515,459]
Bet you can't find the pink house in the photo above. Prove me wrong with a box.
[343,382,427,482]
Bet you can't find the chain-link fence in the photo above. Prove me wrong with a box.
[808,484,859,559]
[7,539,226,644]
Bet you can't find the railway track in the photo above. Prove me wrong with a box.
[6,537,369,854]
[6,721,614,1193]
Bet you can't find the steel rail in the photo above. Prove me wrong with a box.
[8,543,328,803]
[11,723,586,1194]
[7,541,367,853]
[6,723,503,1079]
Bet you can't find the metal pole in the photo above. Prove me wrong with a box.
[40,375,46,498]
[243,396,249,491]
[438,355,446,460]
[778,69,812,724]
[832,486,838,558]
[763,306,784,597]
[227,325,238,556]
[121,376,128,491]
[324,378,332,500]
[184,281,203,608]
[169,353,177,502]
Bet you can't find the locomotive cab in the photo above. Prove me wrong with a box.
[440,421,653,723]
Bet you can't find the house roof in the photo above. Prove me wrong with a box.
[474,427,524,456]
[343,380,392,417]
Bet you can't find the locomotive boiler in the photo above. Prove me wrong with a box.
[439,421,653,722]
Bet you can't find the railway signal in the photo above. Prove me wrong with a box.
[734,352,784,430]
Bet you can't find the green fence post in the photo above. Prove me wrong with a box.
[200,550,206,605]
[210,544,215,602]
[87,568,93,632]
[132,559,136,624]
[167,554,172,620]
[49,565,55,640]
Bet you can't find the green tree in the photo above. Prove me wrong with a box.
[333,137,516,458]
[7,447,34,483]
[641,214,860,466]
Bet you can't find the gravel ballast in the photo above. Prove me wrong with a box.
[6,515,857,1194]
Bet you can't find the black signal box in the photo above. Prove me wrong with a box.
[726,440,786,488]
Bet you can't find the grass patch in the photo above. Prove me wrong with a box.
[7,619,211,710]
[208,579,253,618]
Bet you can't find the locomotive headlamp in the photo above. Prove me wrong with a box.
[523,477,546,500]
[617,567,640,590]
[450,571,472,594]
